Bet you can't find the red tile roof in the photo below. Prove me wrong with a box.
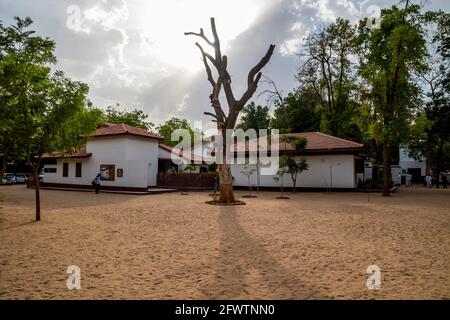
[232,132,364,153]
[94,123,163,140]
[42,123,162,159]
[42,145,92,159]
[159,144,204,163]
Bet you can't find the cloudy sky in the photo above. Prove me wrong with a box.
[1,0,448,127]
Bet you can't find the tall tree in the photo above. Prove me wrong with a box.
[409,11,450,187]
[1,17,101,220]
[270,87,321,133]
[185,18,275,203]
[0,17,55,182]
[103,104,154,131]
[356,3,428,196]
[298,18,357,137]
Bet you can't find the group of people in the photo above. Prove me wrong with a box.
[401,171,448,189]
[425,173,448,189]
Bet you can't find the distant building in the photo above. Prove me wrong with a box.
[399,147,426,183]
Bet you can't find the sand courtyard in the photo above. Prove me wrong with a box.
[0,184,449,300]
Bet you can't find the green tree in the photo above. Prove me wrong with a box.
[240,165,257,197]
[356,3,428,196]
[103,104,153,131]
[156,117,201,147]
[279,135,309,193]
[409,11,450,187]
[298,18,357,138]
[0,17,56,182]
[270,88,321,133]
[237,102,270,132]
[1,17,101,220]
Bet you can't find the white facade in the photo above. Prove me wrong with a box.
[231,154,357,189]
[44,135,160,189]
[399,147,426,176]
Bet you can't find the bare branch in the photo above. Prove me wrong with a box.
[204,112,218,120]
[247,45,276,88]
[186,18,274,132]
[210,18,221,58]
[184,28,214,46]
[195,43,216,88]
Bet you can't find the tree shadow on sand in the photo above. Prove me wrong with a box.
[201,206,328,299]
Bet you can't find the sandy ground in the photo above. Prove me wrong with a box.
[0,184,449,300]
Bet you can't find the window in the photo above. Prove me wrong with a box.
[44,167,57,173]
[62,163,69,177]
[75,163,82,177]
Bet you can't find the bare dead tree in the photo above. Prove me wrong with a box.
[185,18,275,203]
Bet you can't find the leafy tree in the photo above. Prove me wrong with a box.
[408,113,450,187]
[279,135,309,193]
[0,17,56,182]
[273,173,287,198]
[103,104,153,131]
[237,102,270,132]
[0,17,101,220]
[409,11,450,187]
[271,88,321,133]
[298,18,357,138]
[236,101,271,192]
[156,117,202,147]
[356,3,428,196]
[240,165,256,197]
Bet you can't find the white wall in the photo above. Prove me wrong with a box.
[399,148,426,176]
[231,154,356,189]
[44,135,160,188]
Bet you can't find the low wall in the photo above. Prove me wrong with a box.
[157,173,215,190]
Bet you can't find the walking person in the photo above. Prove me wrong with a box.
[406,172,412,188]
[92,173,101,194]
[212,175,219,194]
[442,173,448,190]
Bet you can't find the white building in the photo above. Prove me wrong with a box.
[399,147,426,182]
[42,125,368,191]
[229,132,367,189]
[42,123,162,192]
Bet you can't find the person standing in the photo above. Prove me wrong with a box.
[442,173,448,190]
[92,173,101,194]
[425,174,432,188]
[406,172,412,188]
[213,175,219,194]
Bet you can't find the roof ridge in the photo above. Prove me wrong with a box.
[314,131,363,147]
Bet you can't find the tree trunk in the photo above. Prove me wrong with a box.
[0,156,7,185]
[256,161,260,192]
[218,164,235,203]
[34,167,41,221]
[382,144,391,197]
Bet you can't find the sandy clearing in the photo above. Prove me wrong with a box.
[0,184,449,299]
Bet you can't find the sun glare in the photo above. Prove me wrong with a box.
[132,0,266,73]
